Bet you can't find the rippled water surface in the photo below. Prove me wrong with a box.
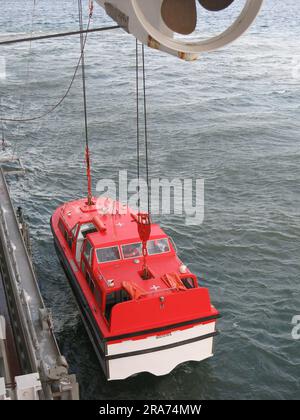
[0,0,299,400]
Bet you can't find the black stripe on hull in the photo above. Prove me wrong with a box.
[107,331,218,361]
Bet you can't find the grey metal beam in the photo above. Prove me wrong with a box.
[0,25,120,46]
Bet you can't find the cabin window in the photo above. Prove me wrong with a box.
[71,224,78,237]
[86,272,95,294]
[182,277,196,289]
[58,220,72,249]
[58,220,65,235]
[81,260,86,275]
[147,239,170,256]
[96,246,120,264]
[75,223,96,264]
[66,232,73,249]
[90,279,95,294]
[95,288,102,308]
[105,289,131,322]
[82,223,97,238]
[83,240,93,265]
[122,242,143,259]
[86,271,91,286]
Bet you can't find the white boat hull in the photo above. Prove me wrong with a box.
[107,322,217,381]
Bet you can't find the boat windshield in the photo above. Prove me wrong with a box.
[147,239,170,255]
[96,246,121,263]
[81,223,97,238]
[122,242,143,259]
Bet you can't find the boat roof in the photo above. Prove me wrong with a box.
[58,198,193,294]
[58,198,198,296]
[60,197,167,247]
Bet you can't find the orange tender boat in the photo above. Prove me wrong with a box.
[51,197,220,380]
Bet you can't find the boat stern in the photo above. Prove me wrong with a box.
[106,319,218,381]
[105,287,219,380]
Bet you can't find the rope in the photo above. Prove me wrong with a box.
[89,0,94,18]
[0,13,93,123]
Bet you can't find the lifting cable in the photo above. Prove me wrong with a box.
[135,39,151,278]
[136,39,141,212]
[142,44,150,217]
[135,41,151,216]
[78,0,93,206]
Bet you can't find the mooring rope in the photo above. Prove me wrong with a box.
[0,2,100,124]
